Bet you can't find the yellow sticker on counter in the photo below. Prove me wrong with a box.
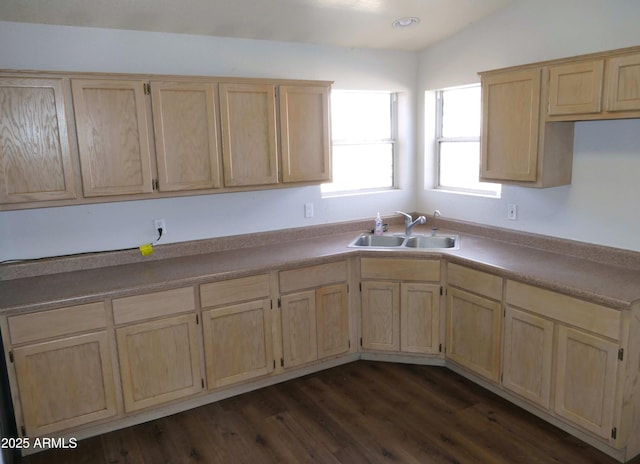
[139,243,154,256]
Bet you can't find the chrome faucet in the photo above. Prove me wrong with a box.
[395,211,427,236]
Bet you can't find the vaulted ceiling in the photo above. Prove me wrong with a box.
[0,0,513,51]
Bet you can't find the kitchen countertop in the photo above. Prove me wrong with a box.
[1,222,640,314]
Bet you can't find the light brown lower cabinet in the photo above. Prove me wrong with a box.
[115,314,203,412]
[4,302,117,437]
[360,258,441,355]
[504,279,626,442]
[202,299,274,389]
[279,261,351,369]
[445,264,503,383]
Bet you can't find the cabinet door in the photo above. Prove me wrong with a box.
[279,84,331,183]
[316,284,349,359]
[116,314,202,412]
[554,325,619,439]
[219,83,278,187]
[13,332,117,436]
[361,281,400,352]
[71,79,154,196]
[400,283,440,355]
[202,299,274,389]
[502,307,554,408]
[0,77,77,204]
[281,290,317,368]
[446,287,502,382]
[150,81,221,191]
[480,69,541,182]
[547,60,604,115]
[606,52,640,112]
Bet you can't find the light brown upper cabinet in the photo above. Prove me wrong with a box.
[546,49,640,120]
[547,60,605,116]
[479,68,574,187]
[219,82,278,187]
[606,51,640,113]
[0,77,77,204]
[279,84,332,183]
[150,81,221,191]
[71,79,155,197]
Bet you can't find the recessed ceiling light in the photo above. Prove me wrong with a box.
[392,17,420,28]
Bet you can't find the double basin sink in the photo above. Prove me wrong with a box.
[349,233,458,250]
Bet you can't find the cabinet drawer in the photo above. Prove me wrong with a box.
[279,261,347,293]
[113,286,196,325]
[448,263,503,300]
[8,302,107,345]
[200,274,271,308]
[361,258,440,282]
[506,280,621,340]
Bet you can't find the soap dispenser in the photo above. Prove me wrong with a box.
[374,212,383,236]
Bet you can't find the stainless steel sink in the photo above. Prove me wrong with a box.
[348,233,458,249]
[405,235,457,249]
[350,234,405,247]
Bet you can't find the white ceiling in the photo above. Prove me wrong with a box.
[0,0,513,51]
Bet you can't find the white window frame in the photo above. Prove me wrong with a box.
[435,85,500,197]
[322,90,397,195]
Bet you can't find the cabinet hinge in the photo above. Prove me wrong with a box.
[143,82,151,95]
[278,298,281,308]
[20,425,25,437]
[348,339,351,349]
[440,286,444,296]
[196,314,199,325]
[360,337,363,347]
[618,348,624,361]
[438,343,442,353]
[359,283,362,292]
[280,358,284,367]
[273,360,276,369]
[611,427,618,439]
[9,351,14,363]
[201,378,205,389]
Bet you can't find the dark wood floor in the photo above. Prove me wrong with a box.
[17,361,640,464]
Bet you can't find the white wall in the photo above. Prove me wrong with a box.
[0,22,418,261]
[417,0,640,252]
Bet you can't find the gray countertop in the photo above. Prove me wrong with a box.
[1,224,640,314]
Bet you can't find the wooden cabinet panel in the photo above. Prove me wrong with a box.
[400,283,440,355]
[555,325,619,439]
[316,284,350,359]
[0,77,77,204]
[150,81,221,191]
[360,258,440,282]
[281,290,318,368]
[481,69,540,182]
[116,314,202,412]
[446,287,501,382]
[361,281,400,352]
[547,60,604,115]
[8,302,106,345]
[502,307,554,408]
[279,261,348,294]
[219,82,278,187]
[202,299,274,389]
[606,52,640,112]
[200,274,271,308]
[13,332,117,436]
[112,286,196,325]
[71,79,154,196]
[279,84,331,183]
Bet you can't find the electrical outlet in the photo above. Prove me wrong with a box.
[153,219,166,236]
[304,203,314,218]
[507,204,518,221]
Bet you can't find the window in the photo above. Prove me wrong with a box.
[322,91,395,193]
[436,85,500,196]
